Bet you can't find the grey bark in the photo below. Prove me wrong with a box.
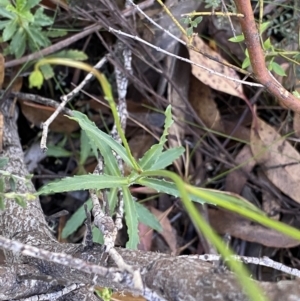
[1,98,300,301]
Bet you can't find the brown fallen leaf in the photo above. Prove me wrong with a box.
[250,117,300,203]
[189,75,224,131]
[183,35,246,100]
[209,209,300,248]
[18,99,79,133]
[225,145,255,194]
[150,207,177,254]
[138,222,153,251]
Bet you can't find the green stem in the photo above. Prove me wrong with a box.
[186,184,300,241]
[141,170,267,301]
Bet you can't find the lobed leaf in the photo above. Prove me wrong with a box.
[33,7,53,27]
[3,19,17,41]
[10,27,26,58]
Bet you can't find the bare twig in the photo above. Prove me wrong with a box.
[61,57,107,103]
[4,0,155,69]
[4,24,102,68]
[127,0,250,76]
[13,284,86,301]
[108,26,263,87]
[185,254,300,278]
[40,57,107,151]
[6,91,73,116]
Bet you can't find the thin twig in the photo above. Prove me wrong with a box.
[5,24,102,68]
[13,284,86,301]
[61,57,107,103]
[184,254,300,278]
[127,0,250,76]
[108,27,263,87]
[40,57,107,151]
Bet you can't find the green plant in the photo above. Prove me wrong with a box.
[29,58,300,301]
[46,129,94,175]
[0,157,35,209]
[95,287,113,301]
[0,0,55,58]
[181,16,203,37]
[229,20,300,78]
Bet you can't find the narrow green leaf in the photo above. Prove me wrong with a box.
[0,0,11,7]
[9,176,16,191]
[27,27,50,48]
[40,64,54,80]
[38,174,129,195]
[0,157,8,169]
[0,20,10,30]
[14,195,26,207]
[228,34,245,42]
[194,16,202,24]
[0,178,4,193]
[62,199,93,238]
[137,177,182,199]
[108,187,118,215]
[259,21,271,34]
[186,27,193,37]
[54,50,88,61]
[79,130,92,165]
[0,6,14,19]
[181,17,190,24]
[123,186,139,249]
[92,226,104,244]
[137,177,262,214]
[10,27,26,58]
[24,0,40,10]
[270,62,286,76]
[0,195,4,210]
[46,145,72,158]
[263,38,272,50]
[135,202,162,232]
[46,29,67,38]
[293,90,300,98]
[242,57,250,69]
[3,19,17,41]
[139,105,173,169]
[70,111,132,170]
[149,147,185,170]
